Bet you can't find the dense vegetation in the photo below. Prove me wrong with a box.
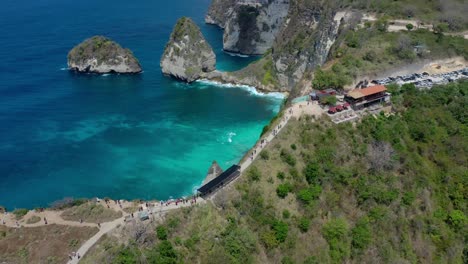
[68,36,140,67]
[84,81,467,263]
[313,20,468,89]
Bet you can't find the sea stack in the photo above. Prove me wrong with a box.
[203,160,224,185]
[160,17,216,82]
[67,36,142,74]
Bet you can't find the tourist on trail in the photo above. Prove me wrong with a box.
[98,223,101,228]
[131,213,134,218]
[77,253,81,259]
[80,218,83,224]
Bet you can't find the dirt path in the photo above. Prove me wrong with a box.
[239,101,323,172]
[66,197,205,263]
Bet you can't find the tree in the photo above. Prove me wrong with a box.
[375,18,388,32]
[304,162,320,184]
[447,210,466,230]
[406,23,414,31]
[298,217,310,233]
[366,141,396,172]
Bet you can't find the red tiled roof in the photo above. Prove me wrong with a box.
[347,85,387,99]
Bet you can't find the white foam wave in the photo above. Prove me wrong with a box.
[223,50,250,58]
[101,73,110,77]
[60,67,68,71]
[196,79,285,100]
[227,132,236,143]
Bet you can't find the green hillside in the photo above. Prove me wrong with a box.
[84,80,467,263]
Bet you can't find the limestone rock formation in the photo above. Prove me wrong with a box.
[67,36,142,74]
[203,161,224,185]
[160,17,216,83]
[206,0,289,55]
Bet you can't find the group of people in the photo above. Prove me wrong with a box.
[68,252,80,261]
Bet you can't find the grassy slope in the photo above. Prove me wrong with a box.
[60,202,122,224]
[84,81,467,263]
[340,0,468,31]
[0,225,98,264]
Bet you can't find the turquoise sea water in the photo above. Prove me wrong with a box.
[0,0,282,209]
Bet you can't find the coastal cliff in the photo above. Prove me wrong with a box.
[205,0,356,91]
[68,36,142,74]
[160,17,216,83]
[206,0,289,55]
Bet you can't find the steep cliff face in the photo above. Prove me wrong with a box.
[207,0,289,55]
[67,36,142,74]
[272,8,352,88]
[160,17,216,83]
[205,0,355,91]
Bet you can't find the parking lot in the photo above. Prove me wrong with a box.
[370,67,468,88]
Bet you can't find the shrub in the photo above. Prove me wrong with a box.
[260,150,270,160]
[276,183,293,198]
[351,217,372,250]
[363,50,377,62]
[282,209,290,219]
[272,220,289,243]
[280,149,296,166]
[114,245,140,264]
[277,171,285,180]
[298,217,310,233]
[147,240,178,264]
[322,218,350,263]
[297,185,322,204]
[402,191,415,206]
[261,231,279,248]
[447,210,466,230]
[290,144,297,150]
[156,226,168,240]
[304,162,320,184]
[13,208,29,220]
[248,166,261,182]
[320,95,338,106]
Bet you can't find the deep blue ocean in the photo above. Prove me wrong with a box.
[0,0,282,209]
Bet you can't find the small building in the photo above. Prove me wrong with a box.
[345,85,390,110]
[138,211,149,221]
[197,164,241,196]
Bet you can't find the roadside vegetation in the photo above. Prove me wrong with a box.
[82,81,467,263]
[314,21,468,89]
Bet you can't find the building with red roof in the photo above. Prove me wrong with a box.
[345,85,390,110]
